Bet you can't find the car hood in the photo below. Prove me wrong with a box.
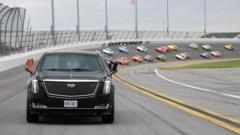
[36,71,108,82]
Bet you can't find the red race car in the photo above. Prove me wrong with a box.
[155,46,168,53]
[132,55,143,63]
[115,57,130,65]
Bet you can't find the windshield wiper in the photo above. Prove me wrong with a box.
[44,68,95,72]
[70,68,95,72]
[44,68,70,71]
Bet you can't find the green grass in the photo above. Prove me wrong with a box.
[182,60,240,69]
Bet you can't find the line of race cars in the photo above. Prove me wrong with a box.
[101,43,235,65]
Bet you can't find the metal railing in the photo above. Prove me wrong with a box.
[2,29,240,56]
[15,30,205,52]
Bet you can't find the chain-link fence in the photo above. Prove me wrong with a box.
[19,30,206,52]
[0,3,26,56]
[3,29,240,56]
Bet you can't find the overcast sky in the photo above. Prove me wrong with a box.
[1,0,240,32]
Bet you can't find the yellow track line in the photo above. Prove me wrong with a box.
[113,74,240,134]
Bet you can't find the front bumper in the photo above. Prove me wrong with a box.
[28,93,114,116]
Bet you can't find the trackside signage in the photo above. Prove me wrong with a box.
[108,41,144,46]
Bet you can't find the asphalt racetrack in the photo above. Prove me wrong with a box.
[100,43,240,63]
[0,42,239,135]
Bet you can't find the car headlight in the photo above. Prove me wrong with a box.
[31,78,39,94]
[103,78,111,94]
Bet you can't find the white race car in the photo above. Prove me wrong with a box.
[175,53,190,61]
[102,48,114,56]
[136,45,147,52]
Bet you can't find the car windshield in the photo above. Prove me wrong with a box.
[41,54,102,72]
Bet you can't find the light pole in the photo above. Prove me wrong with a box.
[204,0,207,36]
[104,0,109,40]
[134,0,139,39]
[77,0,80,41]
[166,0,169,38]
[163,21,166,37]
[76,0,80,41]
[51,0,56,45]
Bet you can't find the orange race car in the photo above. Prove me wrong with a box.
[132,55,143,63]
[167,44,178,51]
[115,57,130,65]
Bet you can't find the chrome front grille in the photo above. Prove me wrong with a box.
[43,79,99,97]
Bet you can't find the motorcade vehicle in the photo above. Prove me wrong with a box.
[25,51,118,123]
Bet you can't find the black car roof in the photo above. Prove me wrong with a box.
[43,51,99,56]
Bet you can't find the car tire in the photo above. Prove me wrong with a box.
[26,104,39,123]
[102,106,114,124]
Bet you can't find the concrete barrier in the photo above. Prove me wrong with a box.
[0,41,105,72]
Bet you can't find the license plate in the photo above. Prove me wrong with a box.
[64,100,78,108]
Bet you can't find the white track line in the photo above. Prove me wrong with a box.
[154,69,240,100]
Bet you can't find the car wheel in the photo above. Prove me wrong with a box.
[26,103,39,123]
[102,106,114,124]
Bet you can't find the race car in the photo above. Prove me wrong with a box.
[155,46,168,53]
[167,44,178,51]
[102,48,114,56]
[156,54,167,61]
[136,45,147,52]
[211,51,222,57]
[144,55,154,62]
[132,55,143,63]
[188,43,199,49]
[175,52,190,60]
[202,44,212,51]
[118,46,129,53]
[115,57,130,65]
[224,44,234,50]
[181,52,191,59]
[200,52,210,59]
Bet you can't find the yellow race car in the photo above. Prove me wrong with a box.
[167,44,178,51]
[211,51,222,57]
[224,44,234,50]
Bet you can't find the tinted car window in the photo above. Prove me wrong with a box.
[41,54,102,72]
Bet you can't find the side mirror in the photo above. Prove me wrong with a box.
[25,58,34,75]
[107,61,112,69]
[110,61,118,75]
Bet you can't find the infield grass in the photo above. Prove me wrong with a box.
[184,60,240,69]
[161,60,240,70]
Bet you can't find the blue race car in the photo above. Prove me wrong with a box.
[118,46,129,53]
[200,52,210,59]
